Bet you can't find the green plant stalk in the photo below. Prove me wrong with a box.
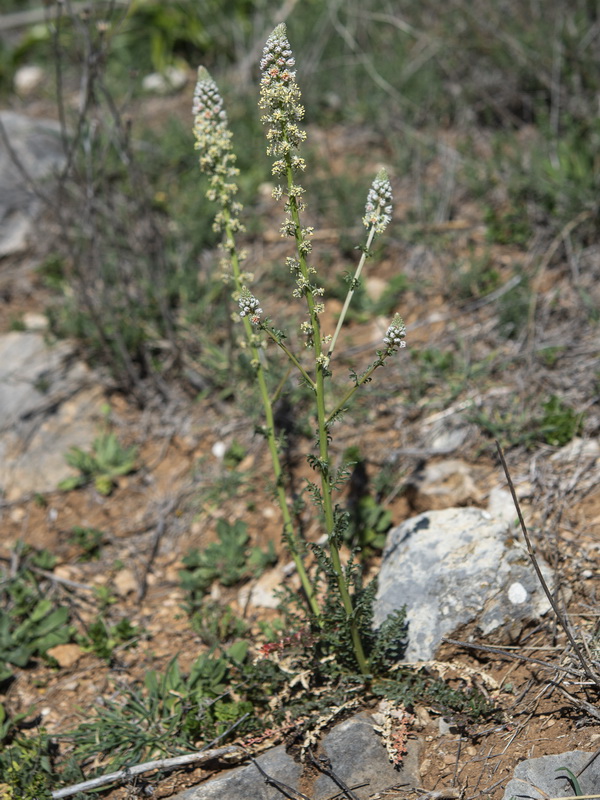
[222,208,320,621]
[284,155,369,675]
[269,364,293,407]
[263,327,316,389]
[326,356,387,426]
[327,225,377,361]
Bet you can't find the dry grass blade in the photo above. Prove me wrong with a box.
[307,749,362,800]
[495,440,600,690]
[441,639,583,678]
[251,757,314,800]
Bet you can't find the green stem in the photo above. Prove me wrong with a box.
[284,156,369,675]
[269,364,293,407]
[327,225,377,361]
[263,327,316,390]
[326,356,387,427]
[223,211,321,621]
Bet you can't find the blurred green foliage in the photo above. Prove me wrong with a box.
[2,0,596,397]
[59,432,138,495]
[0,546,74,686]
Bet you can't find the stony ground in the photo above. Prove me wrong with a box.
[1,82,600,800]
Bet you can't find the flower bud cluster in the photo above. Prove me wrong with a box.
[383,314,406,353]
[363,169,393,235]
[238,288,263,324]
[192,66,243,233]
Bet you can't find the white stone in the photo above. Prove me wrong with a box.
[550,436,600,462]
[14,65,45,95]
[503,751,600,800]
[0,112,65,257]
[142,66,187,94]
[113,568,138,597]
[211,441,227,459]
[508,581,528,604]
[0,332,104,500]
[406,459,482,512]
[23,312,48,331]
[238,566,285,609]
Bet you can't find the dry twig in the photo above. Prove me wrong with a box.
[495,440,600,689]
[50,746,245,799]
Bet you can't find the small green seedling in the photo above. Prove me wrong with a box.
[0,552,74,682]
[69,526,105,561]
[538,395,583,447]
[556,766,583,796]
[179,518,276,611]
[59,431,138,495]
[79,617,143,663]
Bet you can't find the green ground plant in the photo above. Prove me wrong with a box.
[470,393,584,450]
[64,645,253,770]
[0,729,56,800]
[58,432,138,495]
[0,546,75,684]
[179,519,276,613]
[79,617,145,664]
[68,526,105,561]
[189,601,248,647]
[451,250,502,300]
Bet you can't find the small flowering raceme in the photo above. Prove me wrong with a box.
[238,287,263,324]
[259,24,320,310]
[383,313,406,353]
[192,66,242,231]
[363,168,393,235]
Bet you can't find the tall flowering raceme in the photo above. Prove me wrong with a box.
[193,25,408,677]
[192,66,243,237]
[383,314,407,354]
[192,65,320,620]
[259,25,321,346]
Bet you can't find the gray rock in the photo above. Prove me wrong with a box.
[487,487,518,526]
[313,712,419,799]
[374,507,554,662]
[0,331,104,500]
[171,712,418,800]
[174,745,300,800]
[0,111,65,256]
[502,750,600,800]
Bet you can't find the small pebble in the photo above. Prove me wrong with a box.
[14,64,44,94]
[212,441,227,459]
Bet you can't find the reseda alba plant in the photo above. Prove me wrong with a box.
[193,24,406,676]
